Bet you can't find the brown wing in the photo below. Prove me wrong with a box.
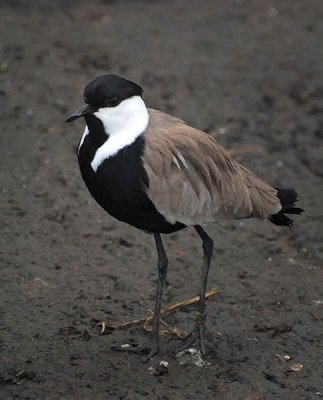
[142,109,281,225]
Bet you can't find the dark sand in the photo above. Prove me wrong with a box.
[1,1,323,399]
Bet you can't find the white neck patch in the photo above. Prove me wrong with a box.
[90,96,149,172]
[78,126,89,154]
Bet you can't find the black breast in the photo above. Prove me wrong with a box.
[77,119,185,234]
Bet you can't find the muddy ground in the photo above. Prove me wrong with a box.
[1,1,323,399]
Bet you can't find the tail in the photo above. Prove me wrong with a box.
[268,188,304,227]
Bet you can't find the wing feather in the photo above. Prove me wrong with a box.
[142,109,281,225]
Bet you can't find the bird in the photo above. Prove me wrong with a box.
[66,74,304,361]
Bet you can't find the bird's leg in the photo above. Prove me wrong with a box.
[180,225,213,355]
[143,233,168,363]
[111,234,168,360]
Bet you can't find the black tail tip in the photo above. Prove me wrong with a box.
[268,188,304,227]
[268,213,294,227]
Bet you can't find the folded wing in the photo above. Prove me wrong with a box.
[142,109,281,225]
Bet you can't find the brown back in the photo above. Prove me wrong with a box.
[142,109,281,225]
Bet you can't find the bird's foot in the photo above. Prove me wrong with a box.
[111,342,160,362]
[142,344,160,363]
[178,312,207,356]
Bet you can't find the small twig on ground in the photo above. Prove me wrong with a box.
[100,287,220,337]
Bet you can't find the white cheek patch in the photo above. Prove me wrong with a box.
[90,96,149,172]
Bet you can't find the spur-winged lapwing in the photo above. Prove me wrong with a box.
[66,74,304,360]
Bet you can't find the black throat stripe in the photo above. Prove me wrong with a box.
[78,123,185,234]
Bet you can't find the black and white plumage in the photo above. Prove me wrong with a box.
[66,74,303,360]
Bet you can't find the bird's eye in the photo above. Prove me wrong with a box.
[106,98,121,108]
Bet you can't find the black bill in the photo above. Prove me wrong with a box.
[65,105,96,123]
